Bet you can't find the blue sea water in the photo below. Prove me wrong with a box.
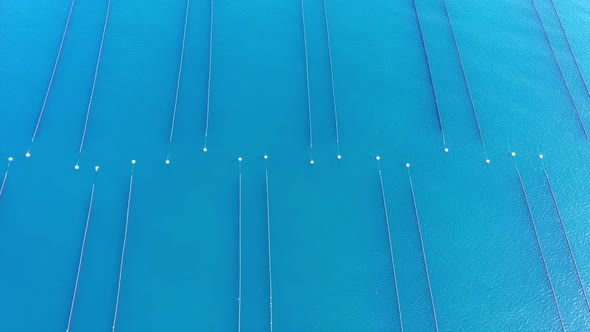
[1,0,590,330]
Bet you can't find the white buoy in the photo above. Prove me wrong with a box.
[376,156,381,161]
[74,164,80,170]
[165,159,170,165]
[203,147,208,153]
[264,155,268,160]
[337,154,342,160]
[310,160,314,165]
[95,166,100,172]
[444,147,449,153]
[238,157,242,162]
[25,152,31,158]
[8,157,13,162]
[511,152,516,157]
[406,163,411,168]
[485,159,491,164]
[539,154,544,159]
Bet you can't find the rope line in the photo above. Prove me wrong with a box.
[322,0,341,158]
[410,0,448,152]
[66,176,97,332]
[300,0,314,164]
[28,0,77,155]
[406,164,439,332]
[203,0,214,151]
[112,160,135,332]
[76,0,113,167]
[540,156,590,315]
[0,157,14,199]
[530,0,588,139]
[512,154,565,332]
[376,157,404,331]
[264,156,274,332]
[440,0,488,158]
[238,157,243,332]
[166,0,191,163]
[547,0,590,99]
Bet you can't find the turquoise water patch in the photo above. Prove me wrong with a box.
[1,0,590,330]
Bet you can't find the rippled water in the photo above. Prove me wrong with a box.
[1,0,590,330]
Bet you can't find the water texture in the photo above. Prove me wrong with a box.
[1,0,590,331]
